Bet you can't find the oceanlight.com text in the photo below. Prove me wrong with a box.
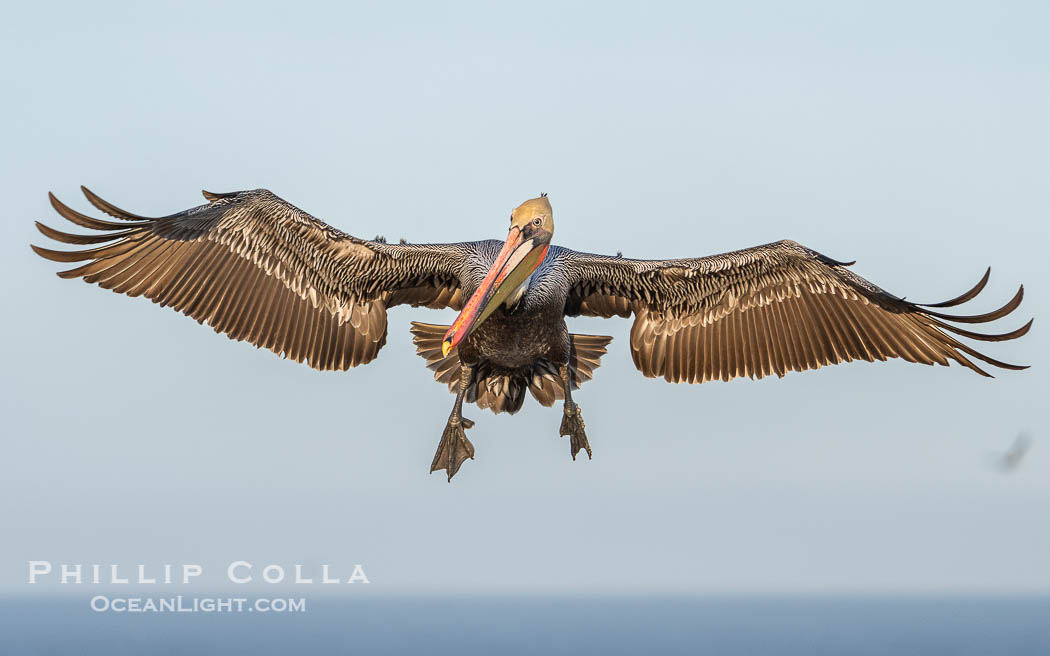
[90,596,307,613]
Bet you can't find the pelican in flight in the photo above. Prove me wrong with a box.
[33,188,1031,480]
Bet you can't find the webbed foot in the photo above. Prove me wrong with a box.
[430,416,475,481]
[559,402,592,461]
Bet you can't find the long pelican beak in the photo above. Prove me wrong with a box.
[442,225,549,356]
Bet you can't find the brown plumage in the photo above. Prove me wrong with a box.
[561,242,1030,383]
[32,187,1031,480]
[411,322,611,414]
[33,188,472,370]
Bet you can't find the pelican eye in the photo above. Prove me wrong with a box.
[533,217,542,226]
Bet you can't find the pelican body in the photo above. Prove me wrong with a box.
[33,188,1031,480]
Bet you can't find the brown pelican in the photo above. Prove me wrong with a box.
[33,187,1032,480]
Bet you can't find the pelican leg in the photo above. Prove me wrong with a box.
[559,364,592,461]
[430,364,476,482]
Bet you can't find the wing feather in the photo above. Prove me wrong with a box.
[559,240,1029,383]
[33,187,483,371]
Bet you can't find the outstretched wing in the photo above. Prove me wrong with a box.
[33,187,488,370]
[558,240,1030,383]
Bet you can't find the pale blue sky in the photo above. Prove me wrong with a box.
[1,0,1047,595]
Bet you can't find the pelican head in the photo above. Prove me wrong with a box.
[442,195,554,356]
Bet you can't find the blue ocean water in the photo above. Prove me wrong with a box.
[2,597,1048,654]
